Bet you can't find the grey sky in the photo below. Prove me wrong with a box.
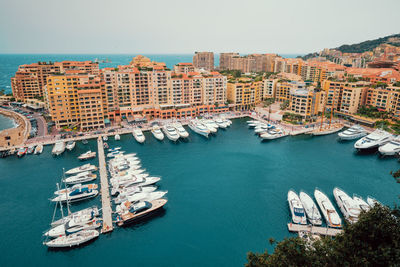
[0,0,399,54]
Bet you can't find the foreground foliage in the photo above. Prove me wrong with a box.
[246,205,400,267]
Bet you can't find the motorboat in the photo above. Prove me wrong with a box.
[173,122,189,138]
[107,150,125,158]
[353,195,370,212]
[115,191,167,208]
[132,128,145,143]
[103,142,109,149]
[113,187,160,204]
[378,138,400,156]
[299,191,323,225]
[110,173,150,185]
[111,177,161,195]
[162,125,180,141]
[27,145,35,154]
[82,139,88,145]
[113,185,157,197]
[52,141,66,156]
[367,196,381,207]
[314,189,342,228]
[51,206,99,227]
[34,144,43,154]
[311,124,344,136]
[44,217,101,238]
[214,118,228,128]
[103,135,108,141]
[338,125,367,140]
[17,147,27,157]
[287,190,307,224]
[65,164,97,175]
[78,151,96,161]
[354,129,393,150]
[188,120,210,138]
[51,187,98,203]
[200,120,217,133]
[151,125,164,141]
[115,134,121,141]
[254,124,271,134]
[66,141,76,151]
[116,199,168,227]
[43,229,99,248]
[108,147,121,152]
[248,121,262,128]
[333,187,361,223]
[53,183,98,195]
[63,171,97,185]
[260,128,286,140]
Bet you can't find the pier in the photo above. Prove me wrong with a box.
[97,137,113,234]
[287,223,343,237]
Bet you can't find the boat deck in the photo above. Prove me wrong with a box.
[97,138,113,234]
[287,223,343,236]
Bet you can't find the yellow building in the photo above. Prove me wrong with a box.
[289,88,322,118]
[227,80,262,110]
[275,81,306,103]
[339,86,368,114]
[46,74,106,131]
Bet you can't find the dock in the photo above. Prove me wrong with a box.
[97,137,113,234]
[287,223,343,237]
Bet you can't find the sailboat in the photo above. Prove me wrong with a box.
[311,90,343,135]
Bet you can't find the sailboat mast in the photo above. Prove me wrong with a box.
[57,183,64,219]
[329,89,336,129]
[62,168,71,215]
[320,92,327,130]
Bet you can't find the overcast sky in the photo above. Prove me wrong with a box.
[0,0,399,54]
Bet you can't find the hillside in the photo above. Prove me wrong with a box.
[301,33,400,60]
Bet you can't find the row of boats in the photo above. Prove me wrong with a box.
[43,163,102,247]
[247,121,287,140]
[338,125,400,155]
[15,144,44,157]
[288,188,380,228]
[107,149,168,226]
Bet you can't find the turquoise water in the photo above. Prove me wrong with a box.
[0,118,399,266]
[0,54,302,94]
[0,114,15,131]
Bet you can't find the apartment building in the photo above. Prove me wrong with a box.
[275,81,306,103]
[219,53,239,70]
[339,86,368,114]
[263,78,278,99]
[227,80,263,110]
[193,52,214,71]
[289,88,322,118]
[221,53,279,73]
[173,63,195,74]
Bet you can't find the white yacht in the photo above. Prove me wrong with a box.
[162,125,180,141]
[115,191,168,213]
[214,118,228,128]
[51,206,99,227]
[44,217,101,237]
[43,229,99,248]
[173,122,189,138]
[52,141,66,156]
[260,128,286,140]
[34,144,43,154]
[314,189,342,228]
[66,141,76,151]
[115,134,121,141]
[151,125,164,141]
[78,150,96,160]
[353,195,370,212]
[299,191,323,225]
[51,187,98,203]
[287,190,307,225]
[354,129,393,150]
[378,138,400,156]
[367,196,381,207]
[102,135,108,141]
[27,145,35,154]
[333,187,361,223]
[65,164,97,175]
[338,125,367,140]
[254,124,271,134]
[248,121,262,128]
[53,183,98,195]
[63,171,97,185]
[132,128,145,143]
[188,120,210,138]
[113,186,159,204]
[200,120,217,133]
[107,150,125,158]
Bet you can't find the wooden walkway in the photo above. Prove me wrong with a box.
[97,137,113,234]
[287,223,343,236]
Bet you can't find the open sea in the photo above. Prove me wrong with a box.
[0,118,399,266]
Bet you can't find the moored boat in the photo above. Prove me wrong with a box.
[43,229,99,248]
[151,125,164,141]
[63,171,97,185]
[17,147,28,157]
[354,129,393,150]
[353,194,370,212]
[260,128,286,140]
[132,128,145,143]
[52,141,66,156]
[378,138,400,156]
[333,187,360,223]
[65,163,98,175]
[162,124,180,141]
[188,120,210,138]
[173,122,189,138]
[287,190,307,225]
[367,196,381,207]
[314,189,342,228]
[34,144,43,154]
[299,191,323,225]
[27,145,35,154]
[115,134,121,141]
[116,199,168,226]
[51,187,98,203]
[338,125,367,140]
[66,141,76,151]
[51,206,99,227]
[78,151,96,160]
[311,124,344,136]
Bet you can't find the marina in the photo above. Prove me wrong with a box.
[0,118,399,266]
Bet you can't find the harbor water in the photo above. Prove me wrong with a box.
[0,118,399,266]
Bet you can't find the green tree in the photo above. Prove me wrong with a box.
[246,205,400,267]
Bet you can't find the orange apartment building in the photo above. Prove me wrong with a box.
[173,63,195,74]
[193,52,214,71]
[227,80,263,110]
